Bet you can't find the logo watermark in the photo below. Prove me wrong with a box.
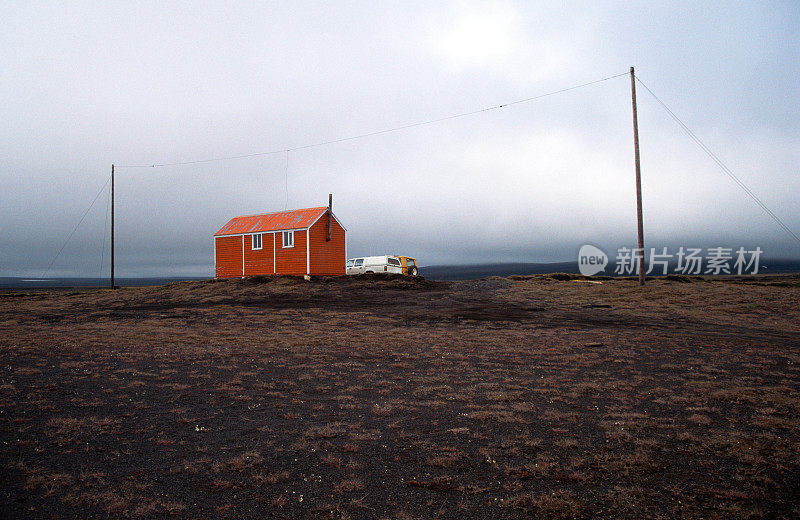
[577,246,763,276]
[578,245,609,276]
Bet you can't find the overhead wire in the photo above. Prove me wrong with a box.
[635,75,800,247]
[117,71,629,169]
[48,70,799,280]
[41,175,112,279]
[99,180,111,284]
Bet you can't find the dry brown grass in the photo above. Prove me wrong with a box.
[1,274,799,519]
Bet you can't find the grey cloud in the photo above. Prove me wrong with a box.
[2,1,798,277]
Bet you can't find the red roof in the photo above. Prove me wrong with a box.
[214,207,327,236]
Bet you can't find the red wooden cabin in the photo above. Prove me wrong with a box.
[214,205,346,278]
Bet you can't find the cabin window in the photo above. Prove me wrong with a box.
[282,230,294,248]
[252,233,262,250]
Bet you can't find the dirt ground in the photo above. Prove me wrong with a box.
[1,273,799,519]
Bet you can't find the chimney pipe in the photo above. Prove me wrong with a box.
[327,194,332,241]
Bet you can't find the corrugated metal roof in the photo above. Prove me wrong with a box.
[214,207,327,236]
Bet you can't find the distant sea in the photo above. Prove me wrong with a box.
[0,277,209,289]
[3,259,800,287]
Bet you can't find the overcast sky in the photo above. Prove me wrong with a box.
[2,1,799,277]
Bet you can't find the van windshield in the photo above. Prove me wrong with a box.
[346,259,354,268]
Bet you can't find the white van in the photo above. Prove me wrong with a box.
[346,255,404,275]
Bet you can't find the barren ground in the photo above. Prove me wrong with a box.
[1,274,799,519]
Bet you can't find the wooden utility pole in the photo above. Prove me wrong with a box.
[111,164,115,289]
[630,67,646,286]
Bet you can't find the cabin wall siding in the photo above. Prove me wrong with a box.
[309,213,346,275]
[275,230,307,275]
[215,236,243,278]
[243,232,274,275]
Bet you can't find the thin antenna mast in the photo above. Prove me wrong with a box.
[111,164,115,289]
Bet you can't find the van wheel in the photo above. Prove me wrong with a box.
[410,267,418,276]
